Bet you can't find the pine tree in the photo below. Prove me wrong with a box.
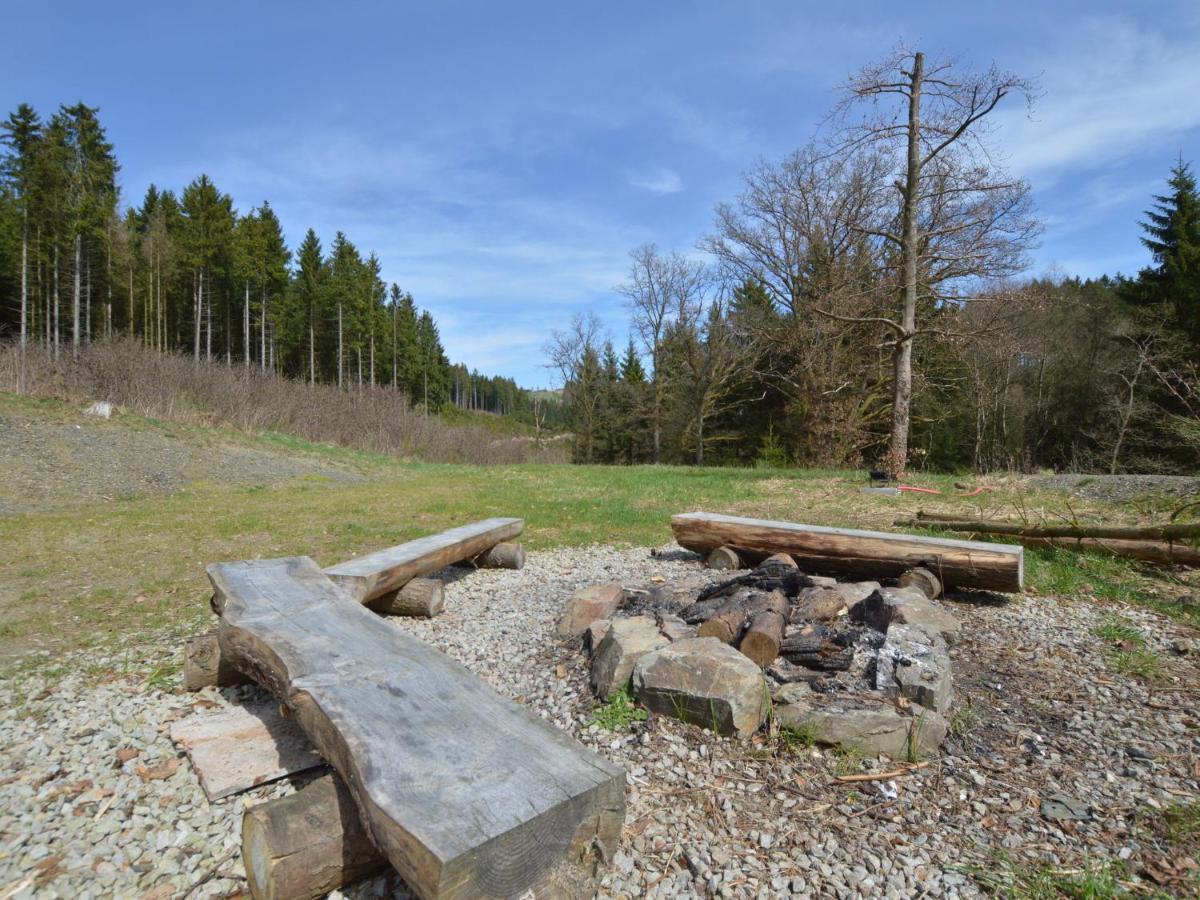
[1,104,43,352]
[1132,160,1200,347]
[294,229,325,383]
[180,175,233,361]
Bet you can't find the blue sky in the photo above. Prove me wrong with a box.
[5,1,1199,387]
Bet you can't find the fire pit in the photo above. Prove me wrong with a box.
[565,550,962,757]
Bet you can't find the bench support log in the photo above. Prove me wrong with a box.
[472,542,525,570]
[371,578,444,618]
[243,774,387,900]
[184,632,245,691]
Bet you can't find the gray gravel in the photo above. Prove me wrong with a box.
[1,545,1197,898]
[1026,472,1200,504]
[0,404,363,514]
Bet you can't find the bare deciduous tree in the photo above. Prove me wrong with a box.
[617,244,707,463]
[830,48,1040,475]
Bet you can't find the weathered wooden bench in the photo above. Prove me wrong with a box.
[672,511,1024,593]
[209,556,624,900]
[185,518,526,690]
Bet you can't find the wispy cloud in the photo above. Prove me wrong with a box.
[627,166,683,194]
[997,16,1200,180]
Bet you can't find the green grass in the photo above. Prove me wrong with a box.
[1090,616,1164,681]
[959,852,1136,898]
[779,723,819,753]
[590,687,647,731]
[2,390,1196,676]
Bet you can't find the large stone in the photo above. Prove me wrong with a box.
[632,638,769,738]
[773,694,947,757]
[853,588,961,644]
[875,623,953,714]
[590,616,669,700]
[558,582,625,638]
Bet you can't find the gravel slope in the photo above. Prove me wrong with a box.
[1,546,1197,899]
[0,405,362,513]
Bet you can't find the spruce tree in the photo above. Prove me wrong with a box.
[1133,159,1200,347]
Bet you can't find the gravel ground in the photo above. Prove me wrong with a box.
[1026,473,1200,504]
[0,406,362,513]
[1,546,1198,899]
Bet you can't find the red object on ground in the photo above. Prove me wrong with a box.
[960,486,986,496]
[897,485,942,494]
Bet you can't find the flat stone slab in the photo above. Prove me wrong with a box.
[774,696,947,757]
[632,637,768,738]
[170,699,324,801]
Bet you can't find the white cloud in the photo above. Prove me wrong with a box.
[627,166,683,194]
[996,16,1200,180]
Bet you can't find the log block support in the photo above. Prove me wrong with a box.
[242,773,387,900]
[706,546,742,571]
[472,542,525,570]
[371,578,445,618]
[184,632,246,691]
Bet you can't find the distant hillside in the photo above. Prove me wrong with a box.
[0,339,568,465]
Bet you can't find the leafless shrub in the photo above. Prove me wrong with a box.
[0,339,566,465]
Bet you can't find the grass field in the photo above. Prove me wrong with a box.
[1,391,1196,675]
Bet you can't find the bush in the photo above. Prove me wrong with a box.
[0,339,567,466]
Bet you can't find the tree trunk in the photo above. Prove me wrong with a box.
[19,221,28,348]
[194,270,201,361]
[244,281,250,368]
[309,323,315,386]
[72,233,81,354]
[85,250,91,342]
[52,245,59,357]
[337,303,344,390]
[888,51,924,478]
[261,287,268,372]
[205,269,212,361]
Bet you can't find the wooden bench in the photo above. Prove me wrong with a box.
[209,556,624,900]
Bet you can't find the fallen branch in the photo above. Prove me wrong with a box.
[832,762,931,784]
[907,511,1200,542]
[896,515,1200,567]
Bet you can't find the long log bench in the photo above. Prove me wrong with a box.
[672,511,1024,593]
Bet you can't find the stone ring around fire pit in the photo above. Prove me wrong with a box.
[557,554,961,757]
